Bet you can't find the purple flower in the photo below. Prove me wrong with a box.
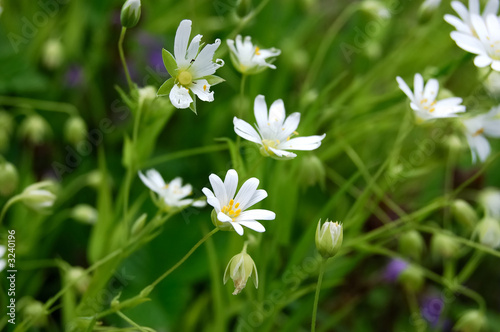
[383,258,408,282]
[65,65,83,87]
[421,296,444,326]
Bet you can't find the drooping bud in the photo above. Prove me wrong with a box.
[478,188,500,219]
[22,299,47,327]
[70,204,98,224]
[399,264,424,292]
[474,217,500,249]
[120,0,141,28]
[42,39,64,70]
[20,181,57,212]
[451,199,478,229]
[315,219,343,259]
[360,0,391,20]
[223,250,258,295]
[67,267,90,294]
[0,162,19,196]
[19,114,52,145]
[398,230,425,260]
[64,117,87,146]
[431,233,459,260]
[453,310,486,332]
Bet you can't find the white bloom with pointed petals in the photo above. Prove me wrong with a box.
[202,169,275,236]
[396,74,466,122]
[158,20,225,112]
[444,0,498,35]
[462,106,500,163]
[450,14,500,71]
[227,35,281,75]
[234,95,326,160]
[139,169,206,209]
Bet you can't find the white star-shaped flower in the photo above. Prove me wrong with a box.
[462,106,500,163]
[233,95,326,160]
[157,20,225,112]
[139,169,206,209]
[202,169,275,236]
[450,14,500,71]
[444,0,498,35]
[396,73,466,122]
[226,35,281,75]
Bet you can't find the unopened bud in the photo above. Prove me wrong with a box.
[298,155,325,189]
[64,117,87,146]
[120,0,141,28]
[23,300,47,327]
[19,115,52,145]
[478,188,500,219]
[67,267,90,294]
[235,0,252,17]
[224,251,258,295]
[399,264,424,292]
[451,199,478,229]
[21,181,57,212]
[71,204,98,224]
[315,219,343,259]
[0,162,19,196]
[475,217,500,249]
[431,233,459,259]
[398,230,425,260]
[360,1,391,20]
[454,310,485,332]
[42,39,64,70]
[131,213,147,235]
[419,0,441,23]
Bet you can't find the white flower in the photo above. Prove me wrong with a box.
[479,187,500,218]
[450,14,500,71]
[157,20,224,112]
[226,35,281,75]
[139,169,206,209]
[202,169,275,235]
[0,245,5,272]
[396,73,466,122]
[233,95,326,160]
[462,106,500,163]
[444,0,498,35]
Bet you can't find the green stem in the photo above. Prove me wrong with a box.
[311,259,326,332]
[0,194,23,226]
[406,289,426,332]
[0,96,78,116]
[457,251,484,284]
[239,74,247,118]
[117,310,148,332]
[118,27,134,91]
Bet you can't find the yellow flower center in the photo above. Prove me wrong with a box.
[178,70,193,86]
[221,199,241,222]
[255,47,261,55]
[261,138,280,154]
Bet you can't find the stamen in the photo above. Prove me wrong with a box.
[473,128,485,137]
[255,47,261,55]
[203,85,207,91]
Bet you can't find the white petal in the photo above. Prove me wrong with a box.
[469,0,480,14]
[224,169,239,201]
[484,120,500,137]
[240,189,267,211]
[139,170,165,194]
[209,173,227,206]
[217,211,232,222]
[492,60,500,71]
[278,112,301,142]
[234,177,259,209]
[169,84,193,109]
[268,99,286,128]
[396,76,415,103]
[268,147,297,159]
[474,55,492,67]
[190,39,223,78]
[254,95,269,130]
[192,200,207,208]
[470,14,489,43]
[238,209,276,221]
[189,79,214,102]
[234,117,262,144]
[231,222,244,235]
[444,14,473,34]
[174,20,192,67]
[423,78,439,102]
[238,221,266,233]
[186,34,202,63]
[414,74,424,102]
[451,1,471,22]
[279,134,326,151]
[484,0,499,16]
[450,32,485,55]
[486,14,500,40]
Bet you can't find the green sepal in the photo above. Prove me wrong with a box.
[204,75,225,86]
[157,78,175,97]
[189,91,197,115]
[162,49,178,77]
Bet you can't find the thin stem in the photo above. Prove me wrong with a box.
[118,27,134,91]
[117,311,148,332]
[406,289,426,332]
[0,96,78,116]
[239,74,247,118]
[457,251,484,284]
[0,194,23,226]
[311,259,326,332]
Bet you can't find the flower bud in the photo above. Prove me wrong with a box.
[64,117,87,146]
[235,0,252,18]
[418,0,441,23]
[138,85,157,108]
[398,230,425,260]
[298,154,326,189]
[360,1,391,20]
[86,170,103,189]
[451,199,478,229]
[431,233,459,260]
[70,204,98,224]
[120,0,141,28]
[67,267,90,294]
[21,181,57,212]
[0,162,19,196]
[454,310,485,332]
[42,39,64,70]
[315,219,343,259]
[23,299,47,327]
[478,188,500,219]
[399,264,424,292]
[224,251,258,295]
[131,213,147,235]
[474,217,500,249]
[0,110,14,135]
[19,114,52,145]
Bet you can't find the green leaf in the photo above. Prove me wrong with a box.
[162,48,178,77]
[204,75,225,86]
[157,78,175,96]
[189,91,197,114]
